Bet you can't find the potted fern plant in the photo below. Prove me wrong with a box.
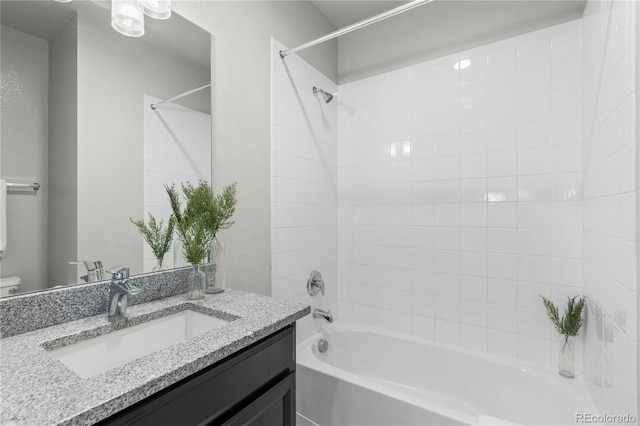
[541,295,585,378]
[166,181,217,300]
[165,180,238,299]
[130,214,175,272]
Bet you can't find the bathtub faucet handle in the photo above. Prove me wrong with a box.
[307,270,325,296]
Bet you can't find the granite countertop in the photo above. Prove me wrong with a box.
[0,289,309,425]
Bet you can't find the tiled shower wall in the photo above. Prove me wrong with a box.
[581,0,637,414]
[271,40,339,343]
[337,20,584,367]
[271,8,638,409]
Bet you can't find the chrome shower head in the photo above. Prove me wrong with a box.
[313,86,334,103]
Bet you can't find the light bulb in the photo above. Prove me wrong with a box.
[111,0,145,37]
[139,0,171,20]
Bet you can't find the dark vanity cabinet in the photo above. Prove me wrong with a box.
[100,325,296,426]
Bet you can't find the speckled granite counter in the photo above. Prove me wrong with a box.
[0,290,309,425]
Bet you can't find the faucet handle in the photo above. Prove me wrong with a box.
[307,270,325,296]
[107,266,130,281]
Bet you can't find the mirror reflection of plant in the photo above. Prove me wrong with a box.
[166,180,234,265]
[130,214,175,264]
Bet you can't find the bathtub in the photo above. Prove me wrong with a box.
[296,322,597,426]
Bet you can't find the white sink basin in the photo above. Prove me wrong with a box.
[48,309,229,378]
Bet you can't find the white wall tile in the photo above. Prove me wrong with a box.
[488,177,518,202]
[390,310,412,334]
[460,203,488,227]
[412,314,435,340]
[487,151,517,177]
[461,324,488,352]
[518,335,552,367]
[488,278,518,306]
[460,275,488,302]
[488,329,518,359]
[488,228,518,254]
[461,300,488,327]
[488,203,518,228]
[435,320,461,346]
[488,304,518,332]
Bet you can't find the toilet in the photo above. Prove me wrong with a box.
[0,276,21,297]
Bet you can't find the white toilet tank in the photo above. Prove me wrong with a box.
[0,276,21,297]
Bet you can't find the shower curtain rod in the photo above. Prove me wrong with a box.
[279,0,434,58]
[150,82,212,110]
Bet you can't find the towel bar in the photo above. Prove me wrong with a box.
[6,182,40,191]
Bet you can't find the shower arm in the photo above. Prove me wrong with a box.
[279,0,434,58]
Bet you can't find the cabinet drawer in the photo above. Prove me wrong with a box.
[221,371,295,426]
[100,324,295,426]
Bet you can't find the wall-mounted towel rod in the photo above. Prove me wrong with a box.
[6,182,40,191]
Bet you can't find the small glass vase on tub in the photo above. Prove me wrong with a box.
[541,295,584,378]
[558,336,575,378]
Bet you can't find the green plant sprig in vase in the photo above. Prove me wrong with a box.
[167,180,236,299]
[130,214,175,271]
[202,182,237,294]
[541,295,585,378]
[166,181,217,265]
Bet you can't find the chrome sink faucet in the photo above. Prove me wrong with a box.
[312,308,334,323]
[107,266,142,319]
[69,260,104,282]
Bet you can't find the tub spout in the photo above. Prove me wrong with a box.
[312,308,334,323]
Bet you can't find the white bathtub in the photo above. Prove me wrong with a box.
[296,322,597,426]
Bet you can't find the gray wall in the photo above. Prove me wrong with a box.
[0,25,49,292]
[173,1,338,296]
[337,1,585,83]
[48,16,78,287]
[75,12,210,280]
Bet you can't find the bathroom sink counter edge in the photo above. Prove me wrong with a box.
[0,289,309,426]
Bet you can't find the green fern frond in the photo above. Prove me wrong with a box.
[541,295,584,338]
[130,214,175,262]
[165,180,238,265]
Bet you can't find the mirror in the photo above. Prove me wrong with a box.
[0,0,212,295]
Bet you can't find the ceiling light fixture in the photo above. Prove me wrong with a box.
[139,0,172,20]
[111,0,145,37]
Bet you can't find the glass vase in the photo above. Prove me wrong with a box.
[152,258,167,272]
[185,264,205,300]
[205,236,226,294]
[559,337,575,378]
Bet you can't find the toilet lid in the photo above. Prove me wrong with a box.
[0,276,21,288]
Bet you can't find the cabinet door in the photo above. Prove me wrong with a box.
[220,372,295,426]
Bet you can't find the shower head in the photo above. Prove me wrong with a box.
[313,86,334,103]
